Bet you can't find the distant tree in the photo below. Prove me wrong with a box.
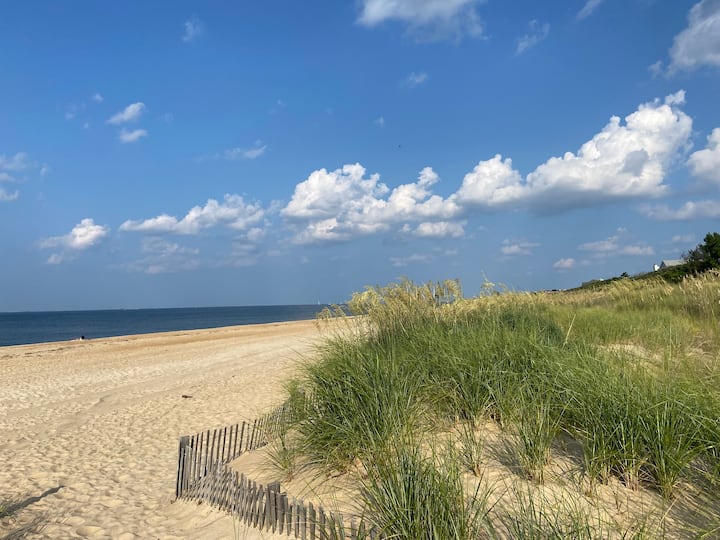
[620,272,630,278]
[684,232,720,272]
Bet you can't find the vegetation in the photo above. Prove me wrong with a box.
[686,232,720,274]
[268,272,720,538]
[575,230,720,288]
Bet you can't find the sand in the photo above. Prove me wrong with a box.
[0,320,323,539]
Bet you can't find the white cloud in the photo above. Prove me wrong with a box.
[501,240,540,256]
[454,154,526,209]
[405,71,428,87]
[92,93,104,103]
[688,128,720,183]
[122,237,201,274]
[668,0,720,73]
[120,194,265,235]
[0,152,41,202]
[414,221,465,238]
[576,233,653,258]
[182,17,204,43]
[357,0,484,41]
[282,164,460,244]
[454,92,692,214]
[516,20,550,54]
[648,60,664,77]
[223,142,267,160]
[0,188,19,201]
[553,258,576,269]
[671,234,695,244]
[374,116,385,127]
[107,102,146,125]
[118,128,148,144]
[246,227,266,243]
[0,152,30,171]
[39,218,109,263]
[639,200,720,220]
[390,253,433,267]
[621,245,655,256]
[577,0,605,20]
[579,235,620,253]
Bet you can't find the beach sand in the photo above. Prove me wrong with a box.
[0,320,322,539]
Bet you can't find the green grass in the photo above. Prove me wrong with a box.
[361,440,495,539]
[270,274,720,536]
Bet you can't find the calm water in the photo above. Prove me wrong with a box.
[0,305,328,347]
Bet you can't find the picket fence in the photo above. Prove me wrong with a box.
[175,408,383,539]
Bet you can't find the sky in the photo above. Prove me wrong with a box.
[2,0,720,311]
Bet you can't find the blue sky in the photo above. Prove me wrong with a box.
[2,0,720,311]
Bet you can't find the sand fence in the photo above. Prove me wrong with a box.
[175,406,382,539]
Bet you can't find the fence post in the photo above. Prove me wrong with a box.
[176,436,186,498]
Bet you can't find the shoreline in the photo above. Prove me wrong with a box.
[0,319,323,539]
[0,304,329,347]
[0,317,321,351]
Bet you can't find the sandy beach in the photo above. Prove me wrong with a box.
[0,320,322,539]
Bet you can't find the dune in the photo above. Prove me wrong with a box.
[0,320,322,539]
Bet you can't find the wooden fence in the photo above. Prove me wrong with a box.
[175,408,383,539]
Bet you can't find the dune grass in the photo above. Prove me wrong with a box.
[271,274,720,536]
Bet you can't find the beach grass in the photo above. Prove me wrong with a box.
[268,273,720,536]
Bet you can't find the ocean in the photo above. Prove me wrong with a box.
[0,305,329,347]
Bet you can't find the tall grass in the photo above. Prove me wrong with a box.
[361,441,495,539]
[276,275,720,535]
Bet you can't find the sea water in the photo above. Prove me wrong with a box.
[0,305,328,347]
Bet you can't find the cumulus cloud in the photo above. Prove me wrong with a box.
[357,0,484,41]
[118,128,148,144]
[668,0,720,73]
[454,155,526,209]
[577,0,605,20]
[92,93,104,103]
[639,200,720,220]
[516,20,550,54]
[120,194,265,235]
[39,218,109,263]
[278,92,695,245]
[405,71,428,87]
[688,128,720,183]
[454,92,692,214]
[501,240,540,256]
[413,221,465,238]
[183,17,204,43]
[282,164,460,244]
[107,102,146,125]
[553,258,576,269]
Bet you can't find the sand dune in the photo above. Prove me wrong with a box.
[0,320,322,539]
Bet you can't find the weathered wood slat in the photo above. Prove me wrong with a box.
[176,409,391,540]
[309,502,316,540]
